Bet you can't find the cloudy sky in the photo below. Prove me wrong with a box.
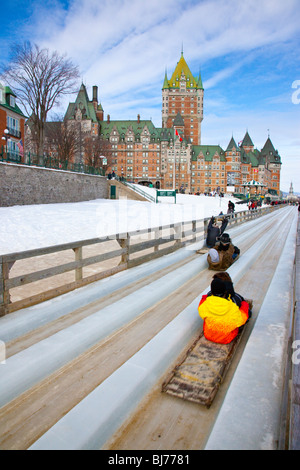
[1,0,299,192]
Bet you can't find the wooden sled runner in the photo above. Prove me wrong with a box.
[162,300,252,408]
[162,332,244,407]
[196,247,209,254]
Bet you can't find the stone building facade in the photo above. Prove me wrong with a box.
[99,52,282,195]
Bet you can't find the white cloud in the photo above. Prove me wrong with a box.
[17,0,300,192]
[38,0,299,81]
[202,105,300,193]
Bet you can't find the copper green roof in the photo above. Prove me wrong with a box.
[240,148,250,164]
[4,86,16,97]
[261,137,275,155]
[162,70,169,89]
[173,112,185,126]
[163,53,203,90]
[260,137,281,164]
[0,100,26,118]
[100,119,164,141]
[241,131,254,147]
[64,83,98,123]
[226,136,239,151]
[246,150,259,167]
[191,145,226,162]
[0,84,26,117]
[100,118,192,145]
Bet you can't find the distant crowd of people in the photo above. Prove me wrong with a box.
[248,199,262,210]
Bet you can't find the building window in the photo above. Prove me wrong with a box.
[6,116,20,137]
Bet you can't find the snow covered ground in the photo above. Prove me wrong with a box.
[0,185,247,255]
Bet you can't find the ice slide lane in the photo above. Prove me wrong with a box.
[204,212,298,450]
[0,209,283,412]
[104,209,298,451]
[27,207,297,450]
[0,209,278,345]
[0,208,289,450]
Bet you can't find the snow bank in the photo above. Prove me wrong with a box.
[0,190,245,255]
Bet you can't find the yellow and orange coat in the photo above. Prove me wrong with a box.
[198,294,249,344]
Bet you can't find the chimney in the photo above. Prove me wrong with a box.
[92,86,98,112]
[93,86,98,102]
[137,114,140,123]
[107,114,110,123]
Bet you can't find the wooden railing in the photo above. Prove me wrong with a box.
[0,220,201,316]
[0,205,280,316]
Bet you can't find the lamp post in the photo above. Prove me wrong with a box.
[1,128,10,158]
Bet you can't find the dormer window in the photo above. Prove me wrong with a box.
[10,95,15,107]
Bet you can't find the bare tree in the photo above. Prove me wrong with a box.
[84,134,113,172]
[2,41,80,163]
[44,115,81,165]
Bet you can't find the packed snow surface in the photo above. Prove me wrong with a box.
[0,185,246,255]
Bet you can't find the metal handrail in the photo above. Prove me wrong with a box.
[123,182,156,203]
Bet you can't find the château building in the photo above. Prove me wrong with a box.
[50,52,282,195]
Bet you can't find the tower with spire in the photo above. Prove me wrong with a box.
[162,50,204,145]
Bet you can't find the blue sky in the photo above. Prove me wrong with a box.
[1,0,300,193]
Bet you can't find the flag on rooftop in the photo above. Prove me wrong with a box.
[175,129,183,141]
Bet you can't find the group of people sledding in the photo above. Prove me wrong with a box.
[197,214,251,345]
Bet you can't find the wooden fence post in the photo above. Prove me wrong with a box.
[118,234,130,266]
[0,258,11,316]
[73,247,83,281]
[154,228,160,253]
[192,220,197,244]
[174,223,182,248]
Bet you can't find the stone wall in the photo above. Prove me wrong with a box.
[0,162,109,207]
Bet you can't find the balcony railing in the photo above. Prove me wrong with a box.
[6,127,22,139]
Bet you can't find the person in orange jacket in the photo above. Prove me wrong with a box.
[198,277,250,344]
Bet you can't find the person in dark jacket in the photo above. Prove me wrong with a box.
[206,216,228,248]
[207,233,240,270]
[227,200,235,214]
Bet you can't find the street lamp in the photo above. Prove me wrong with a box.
[2,128,10,157]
